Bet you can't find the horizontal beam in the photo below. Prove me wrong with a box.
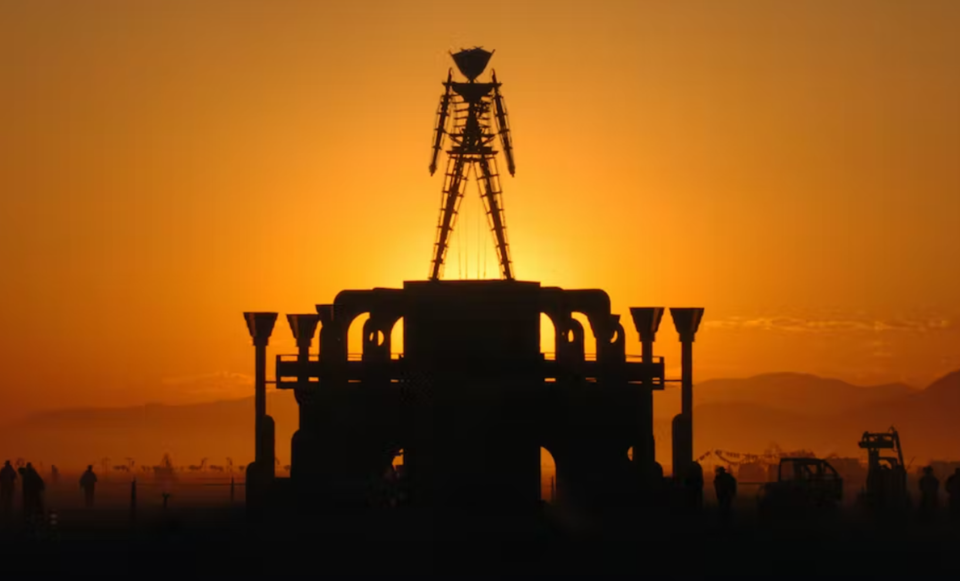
[274,355,666,388]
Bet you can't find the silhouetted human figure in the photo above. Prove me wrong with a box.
[945,468,960,523]
[21,463,44,520]
[50,465,59,485]
[80,465,98,508]
[919,466,939,520]
[714,466,737,523]
[0,460,16,517]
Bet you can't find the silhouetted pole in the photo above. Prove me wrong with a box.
[669,308,703,479]
[681,340,693,417]
[230,477,235,503]
[130,478,137,525]
[287,314,321,483]
[629,307,665,474]
[243,312,278,508]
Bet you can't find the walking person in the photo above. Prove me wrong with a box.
[0,460,17,519]
[80,465,98,508]
[945,468,960,523]
[714,466,737,524]
[918,466,939,522]
[20,463,44,522]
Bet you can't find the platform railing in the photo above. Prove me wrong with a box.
[278,353,660,364]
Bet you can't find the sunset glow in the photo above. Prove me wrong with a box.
[1,0,958,428]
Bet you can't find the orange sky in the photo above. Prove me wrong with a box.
[1,1,958,423]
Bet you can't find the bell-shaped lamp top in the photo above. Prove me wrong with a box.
[315,304,335,323]
[670,308,704,342]
[244,312,278,345]
[451,47,493,81]
[630,307,665,343]
[287,314,321,348]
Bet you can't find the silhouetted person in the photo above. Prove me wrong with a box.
[714,466,737,523]
[21,463,44,520]
[80,465,97,508]
[0,460,16,517]
[945,468,960,522]
[50,465,59,485]
[919,466,939,520]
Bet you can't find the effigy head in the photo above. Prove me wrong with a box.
[451,47,494,81]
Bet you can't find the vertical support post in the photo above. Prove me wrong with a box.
[130,478,137,525]
[255,339,269,472]
[287,314,321,483]
[681,340,693,420]
[669,308,704,479]
[629,308,665,476]
[243,312,278,508]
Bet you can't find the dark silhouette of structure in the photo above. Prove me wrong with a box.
[428,47,516,281]
[241,48,704,520]
[758,457,842,517]
[245,290,702,517]
[242,312,278,515]
[858,427,909,511]
[670,308,704,479]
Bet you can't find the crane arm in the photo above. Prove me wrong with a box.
[429,70,454,176]
[490,70,515,176]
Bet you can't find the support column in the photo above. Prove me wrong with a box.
[243,312,278,507]
[669,308,703,479]
[287,314,321,482]
[629,308,664,477]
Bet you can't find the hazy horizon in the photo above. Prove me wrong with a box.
[0,367,940,427]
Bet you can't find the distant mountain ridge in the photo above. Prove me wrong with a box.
[1,371,958,469]
[654,372,917,419]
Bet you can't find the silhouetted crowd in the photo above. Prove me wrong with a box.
[0,460,100,526]
[1,460,46,523]
[919,465,960,522]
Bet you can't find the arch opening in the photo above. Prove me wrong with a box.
[347,313,371,359]
[391,317,404,359]
[540,447,557,503]
[571,313,596,358]
[539,313,556,360]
